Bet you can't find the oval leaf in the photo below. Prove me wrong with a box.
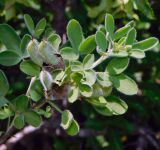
[24,14,35,35]
[125,28,136,45]
[0,70,9,97]
[106,57,129,75]
[96,30,108,51]
[105,14,114,39]
[79,35,96,54]
[20,60,40,76]
[66,119,80,136]
[111,74,138,95]
[83,54,95,70]
[0,24,21,54]
[67,19,83,51]
[0,51,21,66]
[132,37,159,51]
[24,110,41,127]
[60,47,79,61]
[61,110,73,130]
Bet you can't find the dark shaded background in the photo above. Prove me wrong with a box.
[0,0,160,149]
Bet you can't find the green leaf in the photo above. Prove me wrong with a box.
[106,57,129,75]
[71,72,83,84]
[135,0,155,20]
[0,70,9,97]
[79,35,96,54]
[0,107,13,120]
[0,97,9,108]
[110,51,129,57]
[92,96,128,116]
[61,110,73,130]
[83,70,96,86]
[14,115,25,129]
[132,37,159,51]
[48,34,61,51]
[0,51,21,66]
[97,72,112,87]
[24,14,35,35]
[24,110,41,127]
[105,14,114,39]
[28,78,43,102]
[129,49,145,59]
[60,47,79,61]
[70,61,83,72]
[66,119,80,136]
[125,28,136,45]
[20,60,40,76]
[27,39,43,66]
[21,34,32,58]
[111,74,138,95]
[67,19,83,51]
[79,83,93,97]
[96,31,108,51]
[68,87,79,103]
[114,26,131,41]
[35,18,46,37]
[94,105,113,116]
[104,96,128,115]
[39,41,59,65]
[83,54,95,70]
[0,24,21,54]
[12,95,29,113]
[91,84,112,98]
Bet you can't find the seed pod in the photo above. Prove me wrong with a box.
[39,70,53,91]
[38,40,59,65]
[27,39,43,66]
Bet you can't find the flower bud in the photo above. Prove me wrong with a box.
[39,70,53,91]
[27,39,43,66]
[38,40,59,65]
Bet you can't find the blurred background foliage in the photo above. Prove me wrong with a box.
[0,0,160,149]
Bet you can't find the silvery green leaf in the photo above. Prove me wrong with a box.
[35,18,46,37]
[106,57,129,75]
[110,51,128,57]
[125,28,136,45]
[70,61,83,72]
[129,49,145,59]
[79,35,96,54]
[132,37,159,51]
[61,110,73,130]
[60,47,79,61]
[91,84,112,98]
[20,60,40,76]
[39,70,53,91]
[93,96,128,116]
[67,19,84,51]
[24,14,35,35]
[97,72,112,87]
[95,30,108,51]
[114,25,131,41]
[83,54,95,70]
[105,14,114,39]
[110,74,138,95]
[48,33,61,51]
[79,83,93,97]
[38,40,59,65]
[83,70,96,86]
[27,39,43,66]
[66,119,80,136]
[68,86,79,103]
